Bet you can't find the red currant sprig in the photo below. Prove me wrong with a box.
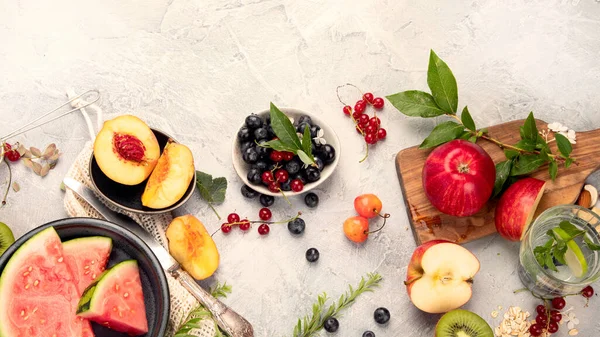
[215,211,302,236]
[2,143,21,162]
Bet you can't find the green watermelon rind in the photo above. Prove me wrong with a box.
[0,227,61,337]
[62,236,113,252]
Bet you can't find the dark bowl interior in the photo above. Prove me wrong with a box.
[90,128,196,214]
[0,218,170,337]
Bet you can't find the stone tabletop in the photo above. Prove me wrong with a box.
[1,0,600,336]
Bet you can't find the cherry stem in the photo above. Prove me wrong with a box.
[1,160,11,206]
[279,188,292,206]
[366,213,390,235]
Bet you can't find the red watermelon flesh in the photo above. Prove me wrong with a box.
[63,236,113,295]
[0,227,95,337]
[77,260,149,335]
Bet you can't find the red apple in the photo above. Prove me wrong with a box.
[495,177,546,241]
[405,240,480,314]
[422,139,496,217]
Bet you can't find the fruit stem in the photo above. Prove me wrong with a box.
[1,160,11,206]
[207,202,221,220]
[366,213,390,235]
[279,188,292,206]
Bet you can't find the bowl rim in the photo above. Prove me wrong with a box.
[0,217,170,337]
[89,127,196,214]
[232,107,341,197]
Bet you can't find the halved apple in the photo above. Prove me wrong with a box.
[141,141,194,209]
[495,178,546,241]
[93,115,160,185]
[405,240,480,314]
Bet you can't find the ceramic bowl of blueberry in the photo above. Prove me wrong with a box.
[232,107,340,197]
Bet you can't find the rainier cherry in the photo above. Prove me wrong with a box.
[354,194,383,218]
[343,216,370,243]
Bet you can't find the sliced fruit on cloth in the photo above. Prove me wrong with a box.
[0,221,15,256]
[552,227,588,278]
[77,259,148,335]
[63,236,113,295]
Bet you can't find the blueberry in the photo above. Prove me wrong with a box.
[266,125,276,139]
[297,115,312,126]
[255,140,270,158]
[242,147,259,164]
[288,218,305,235]
[323,317,339,333]
[241,185,258,198]
[310,125,320,138]
[305,247,319,262]
[267,162,278,171]
[237,126,252,142]
[374,307,390,324]
[247,168,262,184]
[362,331,375,337]
[305,166,320,182]
[240,141,253,153]
[254,127,268,141]
[245,114,263,129]
[265,115,271,125]
[259,194,274,207]
[312,140,324,154]
[285,160,301,175]
[314,156,324,172]
[296,122,311,134]
[280,179,291,191]
[304,193,319,208]
[320,144,336,165]
[252,160,268,171]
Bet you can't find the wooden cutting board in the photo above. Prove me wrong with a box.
[396,119,600,245]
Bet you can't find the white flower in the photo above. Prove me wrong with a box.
[313,128,326,145]
[564,310,580,330]
[548,121,577,144]
[548,122,568,133]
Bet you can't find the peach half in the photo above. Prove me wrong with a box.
[93,115,160,185]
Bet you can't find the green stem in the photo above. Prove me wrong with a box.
[208,202,221,220]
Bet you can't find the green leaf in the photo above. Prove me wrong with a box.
[493,160,513,197]
[269,102,302,149]
[584,236,600,251]
[302,124,313,158]
[297,150,315,167]
[195,170,228,219]
[558,221,585,239]
[460,106,476,131]
[468,136,477,143]
[533,246,548,267]
[549,160,558,181]
[260,139,297,153]
[385,90,446,118]
[510,154,546,176]
[458,131,472,140]
[419,121,465,149]
[546,252,558,272]
[554,133,573,158]
[521,112,538,141]
[515,139,536,151]
[554,240,567,265]
[565,158,574,168]
[210,177,227,203]
[536,134,550,153]
[504,149,519,159]
[427,50,458,113]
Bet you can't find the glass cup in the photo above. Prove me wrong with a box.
[518,205,600,297]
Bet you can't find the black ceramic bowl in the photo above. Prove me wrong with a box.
[90,128,196,214]
[0,217,170,337]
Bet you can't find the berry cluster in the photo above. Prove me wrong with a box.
[529,286,594,336]
[2,143,21,162]
[219,209,304,237]
[238,113,336,196]
[323,307,390,334]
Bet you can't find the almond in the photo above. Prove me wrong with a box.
[576,190,592,208]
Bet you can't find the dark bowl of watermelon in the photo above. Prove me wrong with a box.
[0,217,169,337]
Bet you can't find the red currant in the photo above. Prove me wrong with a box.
[356,125,364,134]
[343,106,352,115]
[365,133,377,145]
[372,97,384,109]
[358,114,369,126]
[363,92,374,104]
[290,179,304,192]
[368,117,381,127]
[536,305,546,316]
[262,171,275,184]
[377,128,387,140]
[547,321,558,333]
[275,169,289,183]
[3,143,11,151]
[221,223,232,234]
[6,150,21,162]
[550,310,561,323]
[259,208,272,221]
[365,124,378,135]
[354,100,366,113]
[535,314,547,326]
[581,285,594,298]
[258,224,270,235]
[551,297,566,310]
[352,111,362,120]
[529,324,543,337]
[268,182,280,193]
[227,213,240,224]
[270,151,283,162]
[282,152,294,161]
[239,220,251,231]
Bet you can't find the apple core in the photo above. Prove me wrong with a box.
[113,133,146,162]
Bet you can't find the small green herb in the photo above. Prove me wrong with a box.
[196,171,227,220]
[174,282,232,337]
[291,272,382,337]
[260,103,316,167]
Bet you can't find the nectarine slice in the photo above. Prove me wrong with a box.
[93,115,160,185]
[141,141,194,209]
[166,215,219,280]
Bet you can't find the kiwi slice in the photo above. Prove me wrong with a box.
[0,222,15,256]
[435,309,493,337]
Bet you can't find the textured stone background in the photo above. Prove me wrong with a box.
[1,0,600,336]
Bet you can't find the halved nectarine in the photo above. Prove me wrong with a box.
[141,141,194,209]
[93,115,160,185]
[166,215,219,280]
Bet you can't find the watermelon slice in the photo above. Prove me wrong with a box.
[0,227,95,337]
[63,236,113,295]
[77,260,149,335]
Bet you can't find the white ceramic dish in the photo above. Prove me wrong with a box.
[232,107,340,197]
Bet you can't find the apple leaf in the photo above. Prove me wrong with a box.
[554,133,572,158]
[266,102,315,167]
[521,112,538,141]
[504,149,519,159]
[509,154,546,176]
[549,160,558,181]
[460,106,476,131]
[385,90,446,118]
[196,170,228,220]
[493,160,513,197]
[419,121,464,149]
[427,50,458,114]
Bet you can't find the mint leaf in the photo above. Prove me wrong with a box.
[584,236,600,251]
[510,154,545,176]
[302,124,313,158]
[269,102,303,149]
[493,160,513,197]
[385,90,446,118]
[545,252,558,272]
[427,50,458,113]
[260,139,297,153]
[521,112,538,141]
[554,240,567,265]
[554,133,573,158]
[419,121,464,149]
[460,106,476,131]
[534,246,549,267]
[558,221,585,239]
[549,160,558,181]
